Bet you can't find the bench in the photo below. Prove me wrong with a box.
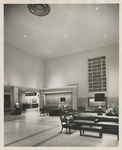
[80,125,103,138]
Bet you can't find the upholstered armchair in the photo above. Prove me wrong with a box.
[60,115,76,135]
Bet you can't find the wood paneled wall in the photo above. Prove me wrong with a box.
[45,93,72,106]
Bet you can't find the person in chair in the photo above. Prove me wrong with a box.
[105,105,112,115]
[58,102,62,109]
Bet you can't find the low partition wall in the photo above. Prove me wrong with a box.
[78,97,119,112]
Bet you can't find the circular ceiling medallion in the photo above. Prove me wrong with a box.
[28,4,50,16]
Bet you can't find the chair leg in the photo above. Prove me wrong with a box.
[69,128,71,135]
[83,130,84,134]
[101,131,103,138]
[99,132,101,138]
[99,130,103,138]
[61,127,63,133]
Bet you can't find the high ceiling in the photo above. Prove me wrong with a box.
[4,4,119,60]
[4,3,119,93]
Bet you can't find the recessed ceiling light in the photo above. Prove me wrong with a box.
[104,34,107,37]
[96,7,99,10]
[24,35,26,38]
[23,89,25,90]
[64,35,67,37]
[47,50,50,52]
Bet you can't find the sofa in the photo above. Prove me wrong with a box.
[49,109,65,116]
[61,113,119,135]
[49,107,76,116]
[72,113,119,135]
[40,105,58,115]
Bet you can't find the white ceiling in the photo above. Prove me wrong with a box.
[4,4,119,60]
[4,3,119,93]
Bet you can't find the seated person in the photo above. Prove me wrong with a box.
[105,105,112,115]
[58,102,66,111]
[58,102,62,109]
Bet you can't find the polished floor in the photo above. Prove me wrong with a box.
[4,108,119,147]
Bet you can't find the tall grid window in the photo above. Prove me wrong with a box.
[88,56,107,92]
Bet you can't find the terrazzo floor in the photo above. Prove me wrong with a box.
[4,108,119,147]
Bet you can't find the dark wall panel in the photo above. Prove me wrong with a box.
[45,93,72,107]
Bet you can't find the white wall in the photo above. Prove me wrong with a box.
[4,41,44,89]
[4,41,119,99]
[44,43,119,98]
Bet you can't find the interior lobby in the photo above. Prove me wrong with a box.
[3,2,120,148]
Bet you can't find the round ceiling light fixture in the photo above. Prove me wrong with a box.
[28,4,50,16]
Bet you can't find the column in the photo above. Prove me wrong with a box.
[72,86,78,110]
[39,90,44,109]
[10,86,19,114]
[19,92,26,110]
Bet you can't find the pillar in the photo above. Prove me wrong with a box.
[19,92,26,110]
[72,86,78,110]
[10,86,19,114]
[39,90,44,109]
